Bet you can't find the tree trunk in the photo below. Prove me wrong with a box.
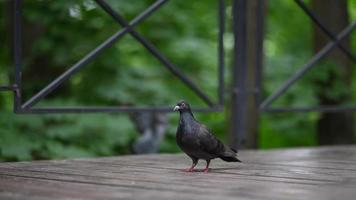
[311,0,354,144]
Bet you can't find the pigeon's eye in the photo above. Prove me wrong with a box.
[181,103,185,107]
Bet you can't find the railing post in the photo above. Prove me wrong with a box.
[230,0,265,149]
[231,0,247,149]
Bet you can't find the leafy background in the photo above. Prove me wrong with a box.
[0,0,355,161]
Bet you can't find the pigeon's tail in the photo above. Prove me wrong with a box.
[219,145,242,162]
[219,155,242,162]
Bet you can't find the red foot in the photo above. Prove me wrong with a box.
[203,168,210,173]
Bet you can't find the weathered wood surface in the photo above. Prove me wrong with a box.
[1,146,356,200]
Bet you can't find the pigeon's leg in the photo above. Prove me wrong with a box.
[183,157,198,172]
[203,160,211,173]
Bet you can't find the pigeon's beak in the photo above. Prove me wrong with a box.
[173,105,180,111]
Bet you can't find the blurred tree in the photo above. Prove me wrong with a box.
[311,0,354,144]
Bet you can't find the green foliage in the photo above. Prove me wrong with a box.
[259,114,317,148]
[260,0,356,148]
[1,0,355,161]
[0,111,135,161]
[0,0,221,161]
[260,0,317,148]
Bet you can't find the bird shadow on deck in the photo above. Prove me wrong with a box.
[170,167,242,173]
[209,167,243,172]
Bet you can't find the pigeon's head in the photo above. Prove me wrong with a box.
[173,100,191,112]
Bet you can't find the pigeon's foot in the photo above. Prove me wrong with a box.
[203,168,210,173]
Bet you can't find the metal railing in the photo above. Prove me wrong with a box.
[259,0,356,113]
[0,0,226,113]
[1,0,356,148]
[230,0,356,148]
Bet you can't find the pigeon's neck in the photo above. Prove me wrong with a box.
[178,111,197,135]
[179,111,196,124]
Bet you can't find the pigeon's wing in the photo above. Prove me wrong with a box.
[196,124,226,156]
[197,124,239,162]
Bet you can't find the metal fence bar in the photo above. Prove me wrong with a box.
[218,0,225,106]
[21,0,169,110]
[13,0,22,112]
[260,22,356,109]
[22,106,222,114]
[294,0,356,63]
[94,0,214,106]
[263,106,356,113]
[0,86,14,92]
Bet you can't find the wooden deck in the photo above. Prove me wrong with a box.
[1,146,356,200]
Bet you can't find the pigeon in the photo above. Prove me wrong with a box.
[174,100,241,173]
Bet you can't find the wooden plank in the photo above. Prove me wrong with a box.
[0,170,337,200]
[0,146,356,200]
[0,158,351,185]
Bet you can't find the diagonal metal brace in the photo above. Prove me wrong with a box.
[294,0,356,63]
[260,22,356,109]
[0,86,15,92]
[21,0,169,109]
[94,0,214,106]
